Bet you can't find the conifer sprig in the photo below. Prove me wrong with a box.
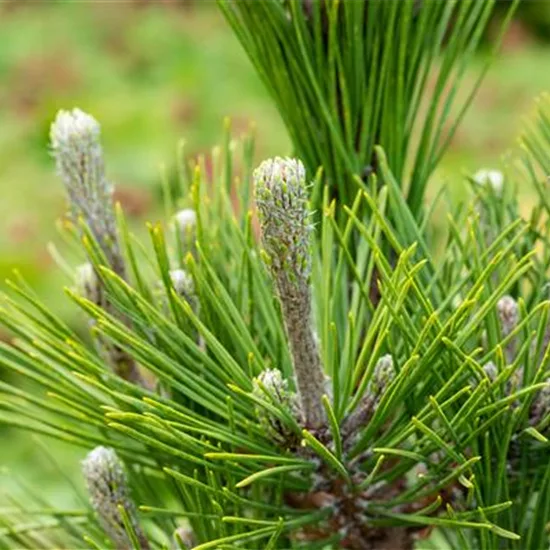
[2,112,550,548]
[254,157,327,429]
[50,109,125,280]
[219,0,518,216]
[82,446,150,550]
[50,109,150,389]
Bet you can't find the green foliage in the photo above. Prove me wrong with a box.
[219,0,517,217]
[1,101,550,547]
[3,3,550,550]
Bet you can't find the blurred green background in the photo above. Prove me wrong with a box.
[2,0,550,527]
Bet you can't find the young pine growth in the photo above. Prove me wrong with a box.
[75,262,102,307]
[497,295,519,362]
[52,109,150,389]
[51,109,125,278]
[82,447,149,550]
[5,3,550,549]
[253,368,302,449]
[497,295,519,337]
[174,208,196,231]
[254,157,327,430]
[173,526,197,550]
[342,355,395,447]
[169,268,196,307]
[473,168,504,197]
[173,208,197,253]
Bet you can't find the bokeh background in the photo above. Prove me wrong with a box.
[1,0,550,525]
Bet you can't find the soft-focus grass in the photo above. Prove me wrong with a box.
[1,0,550,528]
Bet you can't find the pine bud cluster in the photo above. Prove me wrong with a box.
[174,208,197,253]
[343,355,395,446]
[51,109,125,278]
[254,158,327,430]
[82,446,149,550]
[497,295,519,338]
[52,109,150,389]
[253,368,302,449]
[254,157,312,284]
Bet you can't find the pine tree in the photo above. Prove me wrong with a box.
[6,2,550,550]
